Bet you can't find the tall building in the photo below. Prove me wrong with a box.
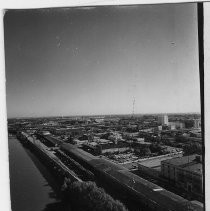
[194,119,201,129]
[158,115,168,125]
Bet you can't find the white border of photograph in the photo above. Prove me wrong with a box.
[0,1,208,211]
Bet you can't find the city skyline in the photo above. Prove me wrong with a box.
[4,4,201,118]
[7,111,201,120]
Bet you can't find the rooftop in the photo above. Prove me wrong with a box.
[138,154,182,169]
[183,163,203,174]
[162,154,203,174]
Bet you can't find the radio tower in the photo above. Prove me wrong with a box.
[132,98,135,118]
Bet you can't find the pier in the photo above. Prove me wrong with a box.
[17,132,82,183]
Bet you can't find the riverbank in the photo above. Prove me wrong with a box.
[8,137,63,211]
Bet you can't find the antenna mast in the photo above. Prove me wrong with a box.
[132,98,135,117]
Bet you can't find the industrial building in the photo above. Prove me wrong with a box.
[161,154,203,201]
[60,143,203,211]
[82,139,130,155]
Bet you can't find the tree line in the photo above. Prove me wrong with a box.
[62,180,128,211]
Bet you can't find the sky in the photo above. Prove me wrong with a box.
[4,3,201,118]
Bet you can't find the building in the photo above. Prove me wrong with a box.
[83,139,130,155]
[158,115,168,126]
[168,121,185,129]
[133,141,152,155]
[161,154,203,201]
[189,130,202,138]
[194,119,201,129]
[138,153,183,178]
[168,124,176,130]
[61,143,203,211]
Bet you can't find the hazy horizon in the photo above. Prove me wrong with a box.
[4,4,201,118]
[8,111,201,119]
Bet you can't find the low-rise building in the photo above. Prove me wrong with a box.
[168,121,185,129]
[138,153,183,178]
[83,139,130,155]
[161,154,203,200]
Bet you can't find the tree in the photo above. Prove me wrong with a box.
[150,143,162,153]
[140,147,151,156]
[62,181,128,211]
[184,120,194,129]
[183,143,202,155]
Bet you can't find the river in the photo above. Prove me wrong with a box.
[8,136,69,211]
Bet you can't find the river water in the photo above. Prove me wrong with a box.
[8,136,67,211]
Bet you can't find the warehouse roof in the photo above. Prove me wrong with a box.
[162,154,201,166]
